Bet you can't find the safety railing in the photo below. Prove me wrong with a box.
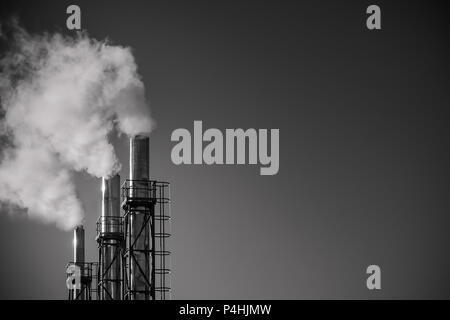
[96,216,124,240]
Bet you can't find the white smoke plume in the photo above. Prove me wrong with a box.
[0,23,154,230]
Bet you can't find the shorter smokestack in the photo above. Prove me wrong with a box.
[72,225,86,300]
[73,225,85,264]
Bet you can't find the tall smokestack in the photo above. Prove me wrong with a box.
[129,135,150,299]
[99,175,122,300]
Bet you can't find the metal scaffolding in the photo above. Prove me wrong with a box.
[66,262,98,300]
[96,216,123,300]
[121,179,171,300]
[66,136,171,300]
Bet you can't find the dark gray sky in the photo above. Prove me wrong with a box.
[1,0,450,299]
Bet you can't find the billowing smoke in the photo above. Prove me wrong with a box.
[0,23,154,230]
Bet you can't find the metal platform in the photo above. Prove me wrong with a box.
[66,262,98,300]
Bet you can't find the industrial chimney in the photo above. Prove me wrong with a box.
[128,135,151,300]
[130,135,150,186]
[97,174,122,300]
[73,225,85,300]
[74,225,85,264]
[122,135,172,300]
[68,135,171,300]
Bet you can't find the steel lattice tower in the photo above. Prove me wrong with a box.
[122,136,171,300]
[121,179,171,300]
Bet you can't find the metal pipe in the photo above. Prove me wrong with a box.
[130,135,150,197]
[101,175,121,232]
[74,225,85,264]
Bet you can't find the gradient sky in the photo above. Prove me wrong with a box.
[0,0,450,299]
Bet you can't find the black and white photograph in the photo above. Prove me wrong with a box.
[0,0,449,310]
